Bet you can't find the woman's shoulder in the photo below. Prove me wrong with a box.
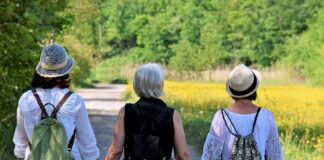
[260,108,275,117]
[210,109,226,125]
[66,89,83,101]
[52,87,83,102]
[259,108,278,125]
[19,88,83,104]
[18,89,34,104]
[165,105,175,113]
[214,109,224,118]
[206,109,227,136]
[18,90,37,112]
[50,87,84,103]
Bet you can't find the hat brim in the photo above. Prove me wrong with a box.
[226,70,261,98]
[36,57,74,78]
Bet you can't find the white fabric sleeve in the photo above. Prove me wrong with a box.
[201,111,225,160]
[265,112,283,160]
[75,97,99,160]
[13,107,29,158]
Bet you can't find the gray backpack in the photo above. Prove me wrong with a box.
[221,108,262,160]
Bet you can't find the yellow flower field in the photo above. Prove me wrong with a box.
[125,81,324,159]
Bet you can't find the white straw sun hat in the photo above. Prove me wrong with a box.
[36,43,74,78]
[226,64,261,98]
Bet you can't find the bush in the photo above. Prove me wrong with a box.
[91,55,133,83]
[0,1,69,158]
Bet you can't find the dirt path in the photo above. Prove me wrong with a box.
[77,84,125,159]
[77,84,200,160]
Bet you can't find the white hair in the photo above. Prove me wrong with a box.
[133,63,164,98]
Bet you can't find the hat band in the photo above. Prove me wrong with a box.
[229,73,257,96]
[40,59,67,71]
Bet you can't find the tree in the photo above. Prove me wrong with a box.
[284,8,324,84]
[0,0,69,158]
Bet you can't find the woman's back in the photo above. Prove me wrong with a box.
[223,109,275,159]
[106,63,191,160]
[202,108,282,160]
[15,87,99,159]
[124,97,174,160]
[202,64,282,160]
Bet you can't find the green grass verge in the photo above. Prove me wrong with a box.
[90,56,133,84]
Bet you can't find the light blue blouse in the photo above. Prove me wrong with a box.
[202,108,282,160]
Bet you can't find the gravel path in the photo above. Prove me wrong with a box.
[77,84,200,160]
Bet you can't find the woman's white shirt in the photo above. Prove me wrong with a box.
[202,108,282,160]
[13,87,99,160]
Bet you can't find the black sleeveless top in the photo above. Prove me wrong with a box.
[124,97,174,160]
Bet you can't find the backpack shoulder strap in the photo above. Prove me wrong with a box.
[221,109,239,136]
[55,90,76,152]
[52,90,75,151]
[32,89,49,118]
[68,129,76,151]
[50,91,74,118]
[251,107,261,133]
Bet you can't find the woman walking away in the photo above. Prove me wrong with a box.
[13,43,99,160]
[106,63,192,160]
[202,64,282,160]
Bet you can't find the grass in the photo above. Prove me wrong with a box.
[125,81,324,159]
[93,55,307,87]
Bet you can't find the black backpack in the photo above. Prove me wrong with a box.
[131,107,166,160]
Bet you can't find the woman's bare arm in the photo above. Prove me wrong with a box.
[105,106,125,160]
[173,110,192,160]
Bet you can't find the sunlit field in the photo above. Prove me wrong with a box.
[125,81,324,160]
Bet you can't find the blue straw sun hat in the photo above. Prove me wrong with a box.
[36,43,74,78]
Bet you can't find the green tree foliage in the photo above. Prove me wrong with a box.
[101,0,181,62]
[96,0,323,71]
[58,35,95,87]
[172,0,323,68]
[0,0,69,158]
[284,8,324,84]
[66,0,108,59]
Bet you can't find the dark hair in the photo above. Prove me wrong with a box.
[232,92,257,101]
[31,72,71,89]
